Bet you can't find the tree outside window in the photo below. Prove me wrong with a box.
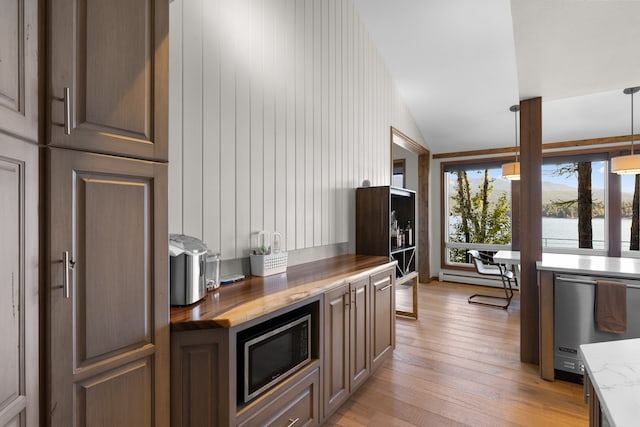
[541,159,606,251]
[446,167,511,263]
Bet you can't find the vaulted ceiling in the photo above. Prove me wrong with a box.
[352,0,640,154]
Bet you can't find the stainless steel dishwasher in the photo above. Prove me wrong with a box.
[554,273,640,376]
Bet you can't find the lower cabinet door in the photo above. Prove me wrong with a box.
[323,284,349,418]
[0,138,38,427]
[238,368,320,427]
[371,268,395,371]
[171,329,229,427]
[47,147,169,426]
[349,277,370,391]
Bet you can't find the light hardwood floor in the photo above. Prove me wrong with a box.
[325,281,588,426]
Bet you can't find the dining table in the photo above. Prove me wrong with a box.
[492,250,522,287]
[492,250,521,266]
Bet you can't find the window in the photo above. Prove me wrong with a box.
[620,174,640,255]
[443,163,512,266]
[541,157,607,253]
[440,150,640,268]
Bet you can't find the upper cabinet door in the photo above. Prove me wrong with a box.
[48,0,168,161]
[0,0,38,142]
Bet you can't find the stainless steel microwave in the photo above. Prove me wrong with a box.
[237,311,311,404]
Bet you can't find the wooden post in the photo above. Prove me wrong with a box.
[608,152,621,257]
[519,97,542,364]
[511,180,520,251]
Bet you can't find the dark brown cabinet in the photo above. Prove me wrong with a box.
[46,148,169,427]
[356,186,416,281]
[45,1,170,425]
[0,137,39,427]
[238,368,320,427]
[170,329,229,427]
[371,268,395,370]
[323,276,371,418]
[323,284,351,416]
[47,0,168,161]
[323,267,396,420]
[0,0,39,424]
[349,277,371,391]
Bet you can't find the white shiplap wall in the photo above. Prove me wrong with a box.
[169,0,426,261]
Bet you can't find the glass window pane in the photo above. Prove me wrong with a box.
[621,174,639,252]
[445,167,512,264]
[541,160,606,250]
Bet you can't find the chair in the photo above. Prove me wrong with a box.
[467,250,515,309]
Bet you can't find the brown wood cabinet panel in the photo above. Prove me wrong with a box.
[170,329,229,427]
[238,368,320,427]
[0,136,38,427]
[356,186,416,282]
[323,284,349,418]
[47,0,168,161]
[0,0,38,142]
[47,147,168,427]
[0,158,21,421]
[349,277,370,392]
[371,268,395,371]
[0,0,20,112]
[356,187,390,256]
[79,359,151,427]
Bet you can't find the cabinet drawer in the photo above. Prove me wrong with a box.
[238,367,319,427]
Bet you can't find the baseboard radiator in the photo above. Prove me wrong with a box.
[438,269,520,290]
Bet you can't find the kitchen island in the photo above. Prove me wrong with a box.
[170,254,396,426]
[537,254,640,381]
[580,339,640,427]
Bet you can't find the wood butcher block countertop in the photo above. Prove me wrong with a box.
[170,254,395,330]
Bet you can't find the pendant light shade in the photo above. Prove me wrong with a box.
[611,153,640,175]
[502,105,520,180]
[501,161,520,180]
[611,86,640,175]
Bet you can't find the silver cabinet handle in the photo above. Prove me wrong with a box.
[377,284,392,292]
[287,418,300,427]
[583,368,590,404]
[62,251,75,298]
[63,87,71,135]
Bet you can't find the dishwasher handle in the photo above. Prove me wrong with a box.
[556,275,640,289]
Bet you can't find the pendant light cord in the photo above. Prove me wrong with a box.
[514,107,519,162]
[509,104,519,163]
[632,90,635,155]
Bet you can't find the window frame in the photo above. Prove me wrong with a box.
[440,146,635,271]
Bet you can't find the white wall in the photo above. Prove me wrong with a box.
[169,0,427,265]
[392,144,418,192]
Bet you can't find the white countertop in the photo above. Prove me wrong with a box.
[536,253,640,279]
[492,250,521,265]
[580,339,640,427]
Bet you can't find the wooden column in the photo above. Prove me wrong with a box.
[511,181,520,251]
[418,153,430,282]
[608,152,622,257]
[519,97,542,364]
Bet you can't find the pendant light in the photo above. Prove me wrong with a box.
[502,104,520,180]
[611,86,640,175]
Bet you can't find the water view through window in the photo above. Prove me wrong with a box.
[541,160,606,250]
[444,159,609,266]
